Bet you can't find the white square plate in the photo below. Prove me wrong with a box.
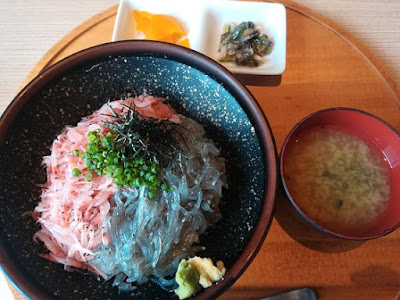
[112,0,286,75]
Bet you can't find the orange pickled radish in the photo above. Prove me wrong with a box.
[133,10,152,33]
[132,10,190,47]
[151,14,186,39]
[176,38,190,48]
[162,32,182,44]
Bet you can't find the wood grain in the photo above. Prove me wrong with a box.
[219,6,400,299]
[4,1,400,300]
[2,0,400,116]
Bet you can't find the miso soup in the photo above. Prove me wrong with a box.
[283,127,390,234]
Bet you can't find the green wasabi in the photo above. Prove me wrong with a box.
[174,260,201,300]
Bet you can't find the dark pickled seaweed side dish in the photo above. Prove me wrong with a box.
[218,21,273,67]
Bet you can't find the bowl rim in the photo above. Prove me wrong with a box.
[0,40,277,299]
[280,106,400,240]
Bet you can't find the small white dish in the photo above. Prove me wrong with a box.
[112,0,286,75]
[112,0,207,51]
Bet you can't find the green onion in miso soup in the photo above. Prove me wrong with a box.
[283,128,390,234]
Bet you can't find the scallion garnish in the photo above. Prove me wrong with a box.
[75,103,182,197]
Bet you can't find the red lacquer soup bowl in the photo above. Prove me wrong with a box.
[280,107,400,240]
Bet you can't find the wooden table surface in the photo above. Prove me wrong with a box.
[0,1,400,300]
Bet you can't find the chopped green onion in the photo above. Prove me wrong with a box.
[72,168,81,177]
[80,129,172,198]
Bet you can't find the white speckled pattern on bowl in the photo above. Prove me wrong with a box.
[0,41,277,299]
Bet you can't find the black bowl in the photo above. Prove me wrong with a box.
[0,41,277,299]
